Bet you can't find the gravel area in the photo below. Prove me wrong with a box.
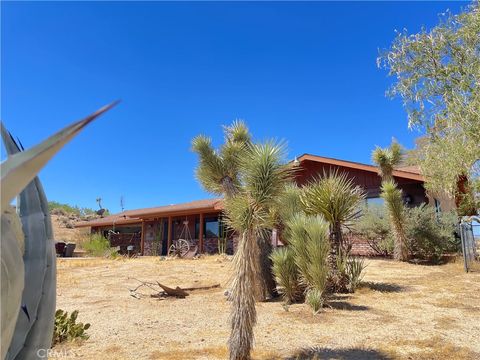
[56,256,480,359]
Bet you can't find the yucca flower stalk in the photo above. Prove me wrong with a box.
[301,171,365,292]
[225,141,292,360]
[372,141,409,261]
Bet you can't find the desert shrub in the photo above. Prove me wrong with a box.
[270,247,302,304]
[354,206,394,256]
[53,309,90,346]
[288,214,330,312]
[405,205,458,263]
[336,249,367,292]
[305,289,323,314]
[48,201,110,217]
[355,204,459,263]
[82,233,111,257]
[346,256,366,292]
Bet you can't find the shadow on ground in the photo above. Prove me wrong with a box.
[280,347,392,360]
[360,281,406,293]
[326,301,369,311]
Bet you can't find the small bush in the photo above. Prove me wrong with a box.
[305,288,323,314]
[270,247,302,304]
[336,249,367,292]
[53,309,90,346]
[355,204,459,263]
[82,233,111,257]
[354,205,394,256]
[405,205,458,263]
[288,214,330,312]
[346,256,366,292]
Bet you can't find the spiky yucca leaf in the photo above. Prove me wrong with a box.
[275,183,303,224]
[305,288,323,314]
[270,247,301,304]
[223,120,251,145]
[287,214,330,307]
[240,141,292,209]
[381,181,409,261]
[301,170,365,231]
[226,140,292,360]
[371,140,403,182]
[192,120,251,198]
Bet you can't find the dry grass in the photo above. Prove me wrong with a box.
[56,256,480,359]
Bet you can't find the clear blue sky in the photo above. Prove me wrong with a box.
[1,1,466,213]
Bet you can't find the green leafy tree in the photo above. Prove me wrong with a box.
[301,171,365,292]
[225,141,291,360]
[372,142,409,261]
[378,3,480,201]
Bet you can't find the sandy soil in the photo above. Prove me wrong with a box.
[56,256,480,360]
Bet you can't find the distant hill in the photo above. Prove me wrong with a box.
[48,201,108,243]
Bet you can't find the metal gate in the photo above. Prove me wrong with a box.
[459,216,479,272]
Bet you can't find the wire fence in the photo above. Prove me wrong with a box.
[459,216,480,272]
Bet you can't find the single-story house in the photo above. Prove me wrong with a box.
[76,153,454,256]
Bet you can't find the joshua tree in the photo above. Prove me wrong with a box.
[372,141,409,261]
[301,171,365,292]
[192,121,277,300]
[192,120,250,198]
[1,103,115,359]
[225,141,291,360]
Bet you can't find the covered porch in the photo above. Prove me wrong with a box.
[141,211,234,256]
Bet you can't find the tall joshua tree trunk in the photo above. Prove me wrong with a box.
[192,123,278,302]
[257,234,278,300]
[372,142,409,262]
[229,230,259,360]
[223,177,276,301]
[327,222,348,293]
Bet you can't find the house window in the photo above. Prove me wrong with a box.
[204,217,219,238]
[434,199,442,214]
[366,197,384,208]
[194,216,221,238]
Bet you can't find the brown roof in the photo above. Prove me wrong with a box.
[297,154,424,182]
[396,165,421,174]
[125,198,224,218]
[75,198,224,228]
[75,214,141,228]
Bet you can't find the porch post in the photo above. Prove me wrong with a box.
[199,212,204,253]
[167,216,172,251]
[140,220,145,255]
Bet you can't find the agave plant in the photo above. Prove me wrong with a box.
[1,103,116,359]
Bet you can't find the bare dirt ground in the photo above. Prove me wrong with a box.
[56,256,480,360]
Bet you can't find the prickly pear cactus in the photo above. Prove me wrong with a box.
[0,103,116,360]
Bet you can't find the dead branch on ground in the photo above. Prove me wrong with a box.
[128,278,220,299]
